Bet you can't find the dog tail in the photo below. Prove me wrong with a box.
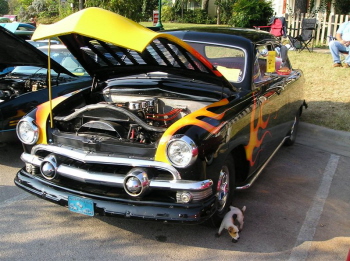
[241,206,246,213]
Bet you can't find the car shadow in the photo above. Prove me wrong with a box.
[0,141,23,168]
[91,138,346,253]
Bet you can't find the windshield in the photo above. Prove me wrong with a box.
[187,42,246,83]
[11,46,89,76]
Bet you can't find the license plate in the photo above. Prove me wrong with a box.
[68,195,94,216]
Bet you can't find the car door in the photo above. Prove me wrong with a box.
[248,43,292,168]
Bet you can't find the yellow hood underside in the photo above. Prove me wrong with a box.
[32,7,183,53]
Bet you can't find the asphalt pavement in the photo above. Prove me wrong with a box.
[0,121,349,261]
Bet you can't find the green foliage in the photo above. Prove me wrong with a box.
[17,0,32,9]
[0,0,9,15]
[142,0,159,20]
[84,0,158,22]
[229,0,274,28]
[162,5,177,22]
[161,4,215,24]
[215,0,236,24]
[182,9,215,24]
[13,0,157,23]
[307,0,332,16]
[17,0,61,22]
[334,0,350,15]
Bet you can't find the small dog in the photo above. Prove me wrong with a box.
[215,205,246,243]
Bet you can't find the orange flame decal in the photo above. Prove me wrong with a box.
[244,97,271,166]
[8,109,26,127]
[35,89,84,144]
[155,98,229,164]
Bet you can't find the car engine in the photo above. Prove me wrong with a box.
[53,92,210,146]
[0,73,73,102]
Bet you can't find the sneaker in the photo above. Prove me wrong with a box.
[343,63,350,68]
[333,63,342,67]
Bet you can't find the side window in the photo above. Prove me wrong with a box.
[254,44,291,83]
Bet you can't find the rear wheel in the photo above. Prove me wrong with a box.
[206,155,236,227]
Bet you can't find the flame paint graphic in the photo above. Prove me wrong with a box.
[8,109,26,127]
[244,97,271,166]
[155,99,229,163]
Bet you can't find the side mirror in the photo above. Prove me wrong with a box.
[259,49,269,57]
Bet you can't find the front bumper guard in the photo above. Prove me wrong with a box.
[15,169,216,223]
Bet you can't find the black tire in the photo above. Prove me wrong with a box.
[205,155,236,227]
[284,111,300,146]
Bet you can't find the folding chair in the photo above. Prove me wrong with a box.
[254,17,287,39]
[288,18,317,52]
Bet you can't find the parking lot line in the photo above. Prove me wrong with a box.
[288,154,340,261]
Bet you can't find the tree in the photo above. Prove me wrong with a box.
[230,0,273,28]
[215,0,236,25]
[0,0,9,15]
[294,0,307,13]
[201,0,209,12]
[84,0,158,21]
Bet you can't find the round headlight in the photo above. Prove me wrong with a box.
[166,135,198,168]
[16,117,39,145]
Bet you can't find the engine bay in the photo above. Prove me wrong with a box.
[54,93,211,146]
[0,72,76,102]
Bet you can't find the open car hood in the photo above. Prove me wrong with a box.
[0,26,75,76]
[32,7,233,90]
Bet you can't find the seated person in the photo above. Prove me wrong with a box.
[329,21,350,68]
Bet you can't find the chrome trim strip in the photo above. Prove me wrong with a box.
[28,144,181,179]
[235,137,288,190]
[58,164,213,190]
[58,164,125,187]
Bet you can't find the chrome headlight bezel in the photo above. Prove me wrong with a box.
[16,116,39,145]
[166,135,198,168]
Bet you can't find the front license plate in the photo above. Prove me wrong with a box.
[68,195,94,216]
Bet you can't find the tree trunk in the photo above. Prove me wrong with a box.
[294,0,307,13]
[202,0,209,12]
[216,0,220,25]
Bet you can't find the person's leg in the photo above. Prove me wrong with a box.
[329,40,347,65]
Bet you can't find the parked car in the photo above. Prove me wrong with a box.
[0,22,36,40]
[26,39,61,48]
[0,40,60,76]
[0,17,11,23]
[15,8,306,225]
[0,26,91,143]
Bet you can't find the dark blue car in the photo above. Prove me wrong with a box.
[0,26,91,143]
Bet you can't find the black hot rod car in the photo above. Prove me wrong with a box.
[15,8,306,225]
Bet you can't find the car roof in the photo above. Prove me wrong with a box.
[0,22,36,33]
[166,27,279,48]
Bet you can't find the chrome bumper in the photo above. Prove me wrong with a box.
[21,144,213,201]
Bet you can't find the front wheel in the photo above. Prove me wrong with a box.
[207,155,236,227]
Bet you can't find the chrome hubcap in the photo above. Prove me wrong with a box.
[217,165,229,212]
